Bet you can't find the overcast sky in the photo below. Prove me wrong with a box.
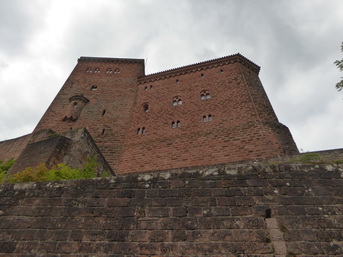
[0,0,342,152]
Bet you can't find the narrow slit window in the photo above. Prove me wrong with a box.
[142,127,145,134]
[137,128,141,135]
[102,110,106,116]
[102,129,105,135]
[143,103,149,112]
[203,115,207,122]
[265,209,272,219]
[177,120,180,128]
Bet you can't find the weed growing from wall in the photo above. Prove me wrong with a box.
[0,159,15,182]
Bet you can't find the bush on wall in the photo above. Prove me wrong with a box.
[0,157,105,184]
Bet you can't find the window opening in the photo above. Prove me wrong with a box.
[171,121,176,128]
[137,128,141,135]
[177,120,180,128]
[91,85,97,91]
[201,73,204,77]
[73,102,78,107]
[220,69,224,73]
[145,86,148,90]
[203,114,213,122]
[150,85,153,89]
[176,79,179,83]
[106,68,112,74]
[86,68,92,73]
[143,103,149,112]
[172,96,182,106]
[114,68,120,74]
[142,127,145,134]
[200,90,211,100]
[265,209,272,219]
[102,109,106,116]
[94,68,100,73]
[102,129,105,135]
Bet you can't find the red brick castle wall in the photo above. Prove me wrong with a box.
[32,54,297,174]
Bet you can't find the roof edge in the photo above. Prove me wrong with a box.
[78,56,145,64]
[138,53,260,83]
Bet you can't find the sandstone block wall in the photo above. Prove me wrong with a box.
[0,134,32,162]
[1,156,343,256]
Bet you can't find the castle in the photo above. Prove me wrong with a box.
[0,54,298,174]
[3,54,343,256]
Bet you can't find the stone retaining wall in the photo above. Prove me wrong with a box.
[0,160,343,256]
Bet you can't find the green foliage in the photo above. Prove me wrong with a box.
[0,159,15,182]
[1,157,99,184]
[334,42,343,91]
[9,163,49,183]
[292,152,323,164]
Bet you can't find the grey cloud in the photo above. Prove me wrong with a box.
[0,0,49,56]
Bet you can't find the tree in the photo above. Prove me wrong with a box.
[334,42,343,91]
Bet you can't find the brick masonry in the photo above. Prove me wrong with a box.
[2,53,297,174]
[0,151,343,256]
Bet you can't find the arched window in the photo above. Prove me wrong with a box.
[171,121,176,128]
[172,96,182,106]
[200,90,211,100]
[202,114,213,122]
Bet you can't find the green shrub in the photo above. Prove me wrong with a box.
[0,159,15,183]
[3,157,99,184]
[9,163,48,183]
[292,152,323,164]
